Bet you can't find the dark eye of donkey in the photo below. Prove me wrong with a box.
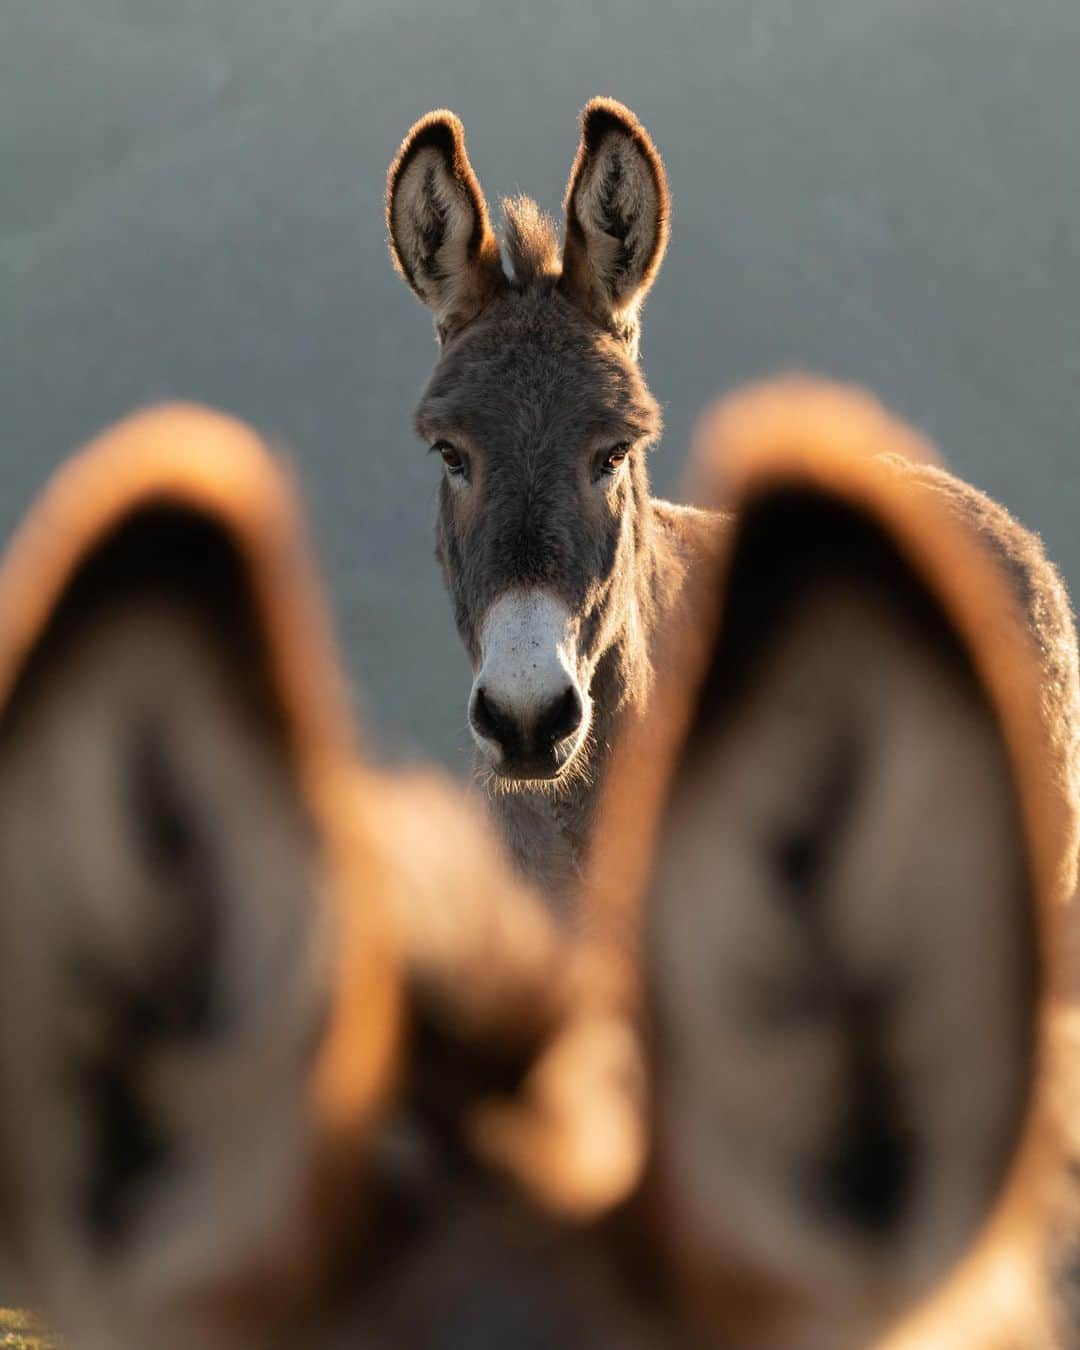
[599,443,630,477]
[433,440,467,478]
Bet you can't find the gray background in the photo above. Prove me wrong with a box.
[5,0,1079,772]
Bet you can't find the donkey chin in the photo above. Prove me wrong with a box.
[467,590,594,792]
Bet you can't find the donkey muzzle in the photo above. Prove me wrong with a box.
[469,590,589,779]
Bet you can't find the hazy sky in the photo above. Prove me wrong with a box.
[5,0,1079,769]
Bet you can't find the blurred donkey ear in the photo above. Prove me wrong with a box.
[589,382,1061,1347]
[0,407,398,1349]
[387,110,505,339]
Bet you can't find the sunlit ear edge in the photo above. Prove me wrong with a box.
[0,403,403,1161]
[386,109,505,336]
[581,378,1068,1338]
[559,96,671,341]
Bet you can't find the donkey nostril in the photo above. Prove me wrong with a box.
[471,683,582,767]
[537,686,584,751]
[470,685,496,740]
[471,685,512,749]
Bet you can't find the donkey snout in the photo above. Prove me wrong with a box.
[470,682,584,776]
[469,590,589,779]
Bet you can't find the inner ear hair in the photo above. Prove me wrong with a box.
[0,504,285,747]
[642,485,1044,1344]
[387,110,504,336]
[685,490,985,749]
[0,504,329,1343]
[560,97,671,339]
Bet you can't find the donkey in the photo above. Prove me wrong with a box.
[0,397,1075,1348]
[386,100,1080,915]
[386,98,719,903]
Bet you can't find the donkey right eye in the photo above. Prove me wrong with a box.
[432,440,468,480]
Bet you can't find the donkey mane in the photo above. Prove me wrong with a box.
[501,195,562,287]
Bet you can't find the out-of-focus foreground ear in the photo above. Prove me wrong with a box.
[387,110,505,339]
[691,375,944,510]
[559,98,670,351]
[0,407,400,1349]
[587,381,1068,1348]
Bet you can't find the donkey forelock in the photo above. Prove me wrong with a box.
[501,194,562,287]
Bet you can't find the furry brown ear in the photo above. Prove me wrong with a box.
[587,388,1063,1346]
[559,98,670,347]
[387,110,505,339]
[0,407,400,1348]
[650,488,1042,1344]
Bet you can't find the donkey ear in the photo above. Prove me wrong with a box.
[387,110,504,338]
[590,392,1057,1344]
[559,98,671,344]
[0,409,398,1347]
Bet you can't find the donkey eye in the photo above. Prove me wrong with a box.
[433,440,468,479]
[600,443,630,476]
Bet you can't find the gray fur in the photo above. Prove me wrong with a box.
[386,101,720,905]
[390,107,1080,922]
[413,273,722,904]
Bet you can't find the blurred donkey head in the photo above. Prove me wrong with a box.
[0,393,1071,1348]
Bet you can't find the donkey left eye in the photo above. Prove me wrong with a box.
[432,439,468,479]
[599,444,630,476]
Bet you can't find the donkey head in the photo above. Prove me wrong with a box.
[387,100,668,784]
[0,392,1066,1347]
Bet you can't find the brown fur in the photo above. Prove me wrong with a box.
[589,382,1080,1347]
[0,397,1075,1347]
[560,98,672,345]
[692,377,1080,910]
[501,195,562,285]
[386,111,504,337]
[388,105,1080,939]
